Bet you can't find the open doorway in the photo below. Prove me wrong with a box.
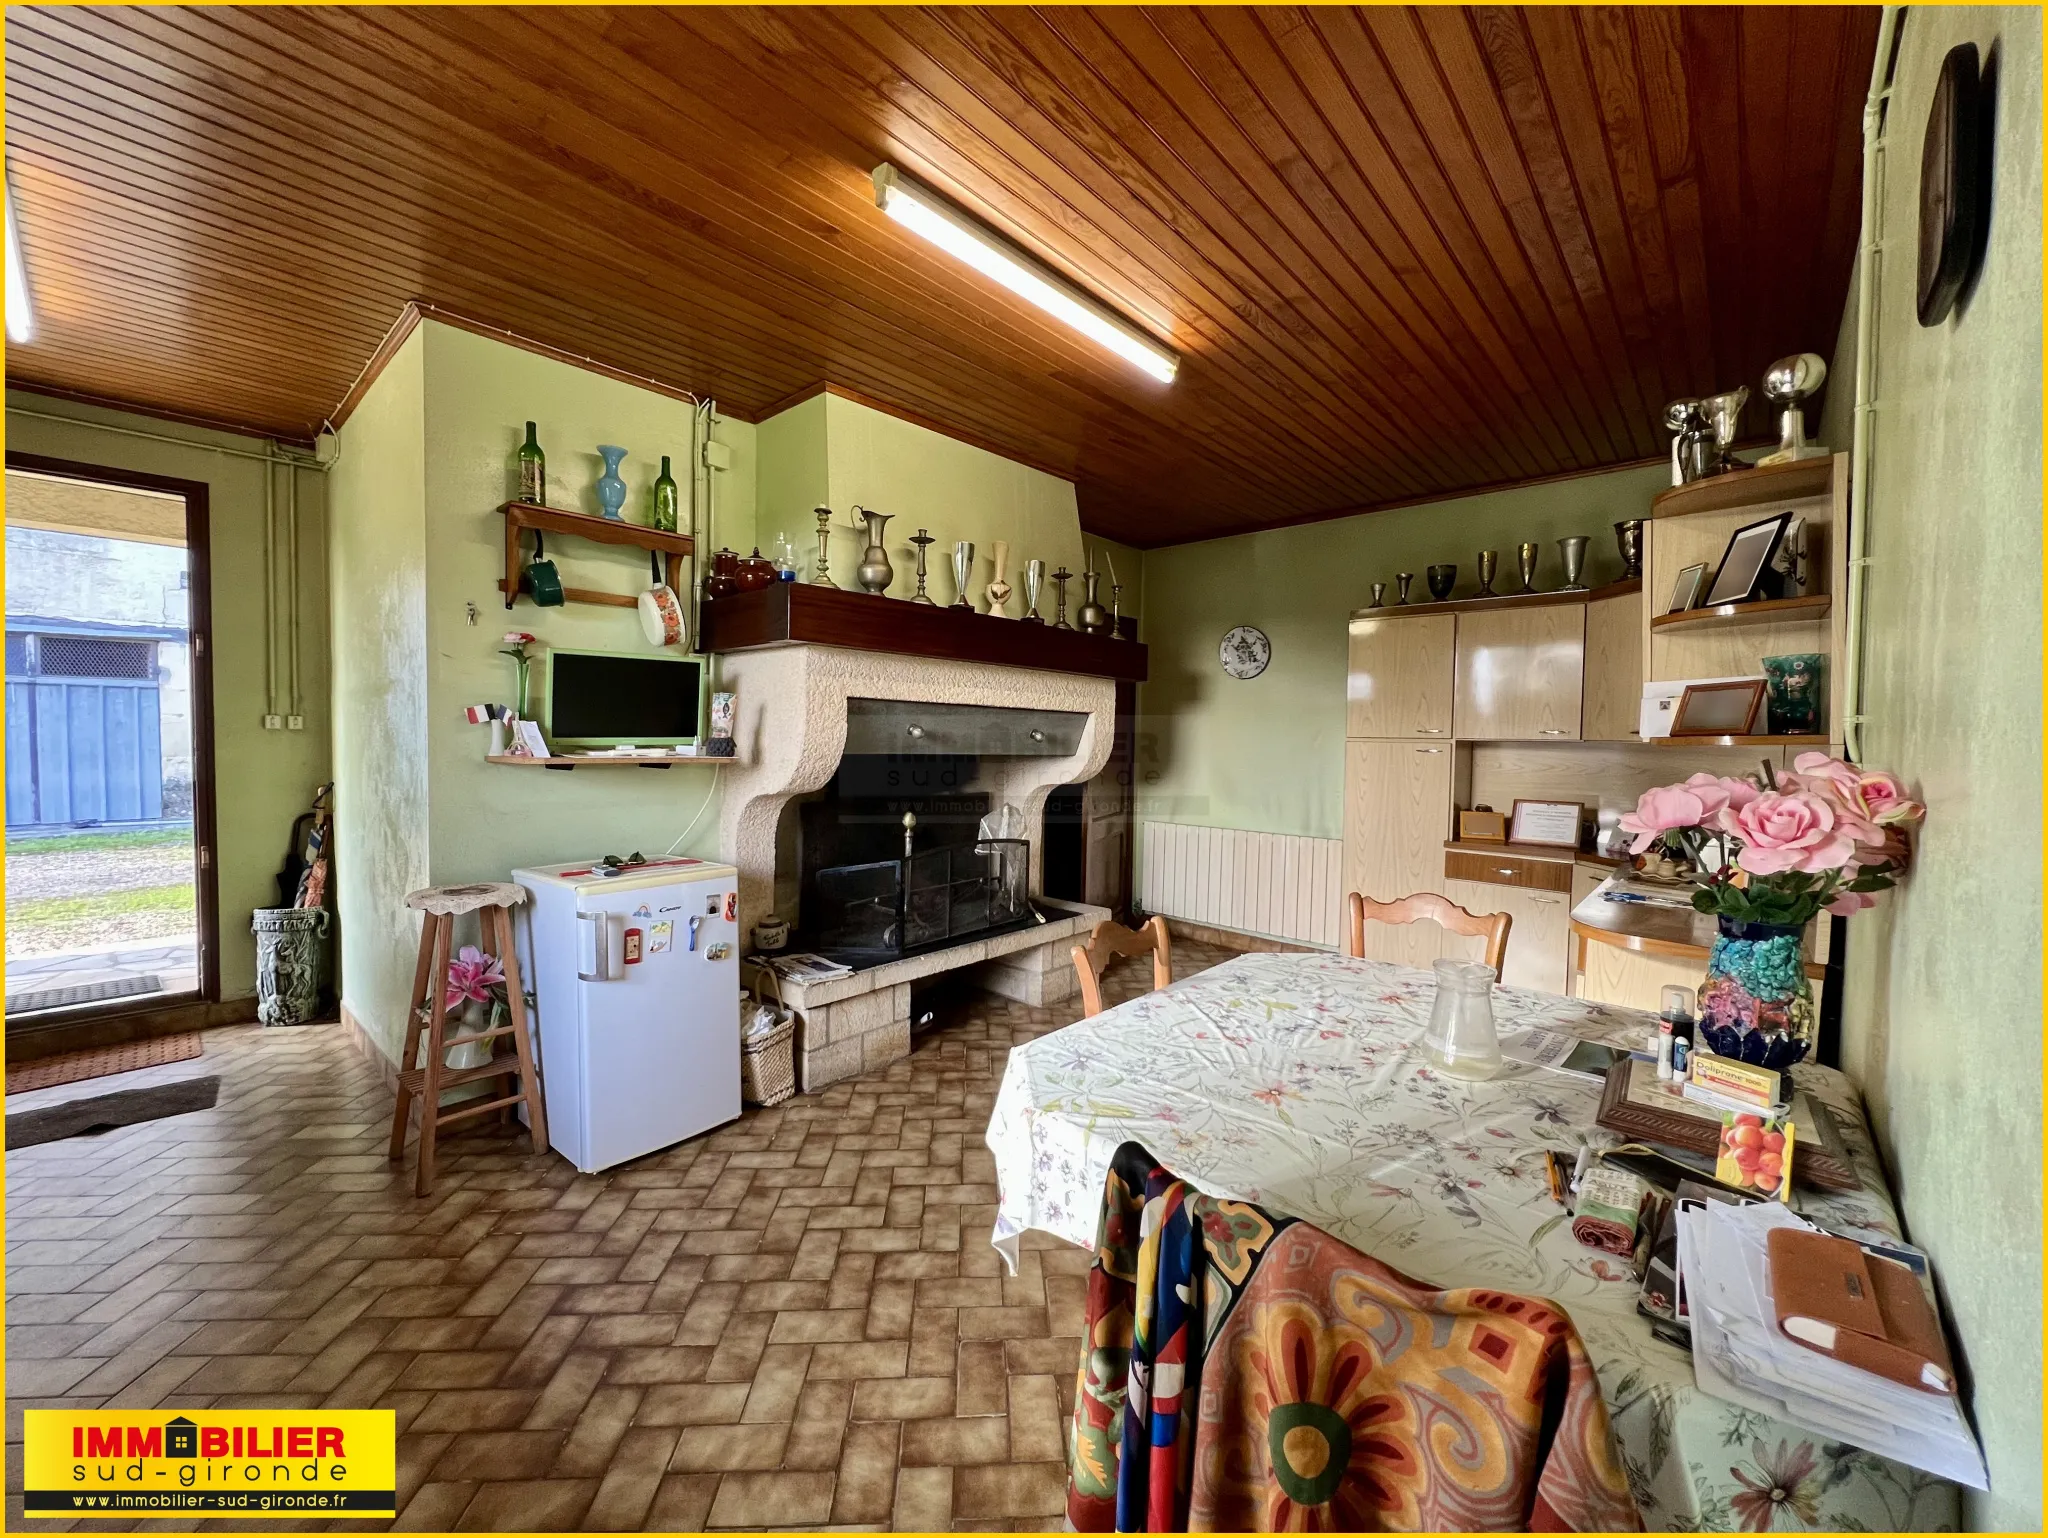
[4,455,217,1027]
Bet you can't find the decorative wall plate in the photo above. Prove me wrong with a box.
[1219,625,1271,679]
[1918,41,1984,327]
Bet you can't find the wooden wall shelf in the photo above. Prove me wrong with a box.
[1649,458,1833,520]
[699,582,1148,683]
[498,501,693,610]
[1351,577,1639,622]
[1649,594,1832,632]
[1647,734,1831,748]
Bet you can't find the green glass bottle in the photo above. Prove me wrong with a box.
[517,421,546,506]
[652,454,679,533]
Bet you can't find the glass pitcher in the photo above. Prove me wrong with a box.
[1424,958,1502,1080]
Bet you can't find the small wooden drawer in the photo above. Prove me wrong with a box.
[1444,849,1573,893]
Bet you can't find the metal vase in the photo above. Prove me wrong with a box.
[1517,541,1540,593]
[1613,519,1644,579]
[1022,559,1046,623]
[1476,550,1499,597]
[951,541,976,609]
[1077,572,1109,634]
[855,509,895,594]
[1557,535,1590,591]
[1395,572,1414,605]
[908,529,936,604]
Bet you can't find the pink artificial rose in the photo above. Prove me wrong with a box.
[1786,752,1884,846]
[1721,790,1857,875]
[1855,770,1925,827]
[1679,772,1760,820]
[1619,784,1708,853]
[1826,888,1877,917]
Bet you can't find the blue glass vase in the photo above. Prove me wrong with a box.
[1698,917,1815,1069]
[595,445,629,520]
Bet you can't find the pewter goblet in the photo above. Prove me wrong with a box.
[1476,550,1499,597]
[1517,542,1540,593]
[1557,535,1590,591]
[1395,572,1414,605]
[1370,581,1387,608]
[1613,520,1643,579]
[1701,387,1749,475]
[1426,564,1457,601]
[1021,559,1045,623]
[951,541,976,609]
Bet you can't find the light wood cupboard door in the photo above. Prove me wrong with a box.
[1582,590,1644,741]
[1342,740,1454,968]
[1442,878,1572,994]
[1453,606,1585,740]
[1347,616,1454,739]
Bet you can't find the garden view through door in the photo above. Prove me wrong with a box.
[5,465,206,1021]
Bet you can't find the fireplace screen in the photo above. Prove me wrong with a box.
[808,838,1029,960]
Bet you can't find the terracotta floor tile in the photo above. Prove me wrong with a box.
[3,945,1238,1534]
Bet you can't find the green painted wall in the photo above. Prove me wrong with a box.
[328,321,758,1058]
[1134,465,1667,840]
[5,390,333,1003]
[1822,9,2041,1527]
[327,331,430,1050]
[753,392,1140,622]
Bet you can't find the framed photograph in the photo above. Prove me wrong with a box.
[1458,808,1509,844]
[1703,512,1792,607]
[1667,562,1709,614]
[1670,679,1765,737]
[1509,798,1585,849]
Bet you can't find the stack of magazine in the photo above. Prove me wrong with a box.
[749,952,853,983]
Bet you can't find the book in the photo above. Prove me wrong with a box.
[1597,1058,1860,1192]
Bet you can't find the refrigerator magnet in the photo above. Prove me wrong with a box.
[724,892,738,922]
[624,928,644,965]
[649,921,673,954]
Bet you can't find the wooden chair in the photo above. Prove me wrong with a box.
[388,882,548,1197]
[1071,916,1173,1018]
[1345,891,1512,973]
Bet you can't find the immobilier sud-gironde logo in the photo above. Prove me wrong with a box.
[23,1410,395,1517]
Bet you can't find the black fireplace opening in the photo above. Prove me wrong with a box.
[797,754,1034,966]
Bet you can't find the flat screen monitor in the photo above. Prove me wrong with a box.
[545,649,702,748]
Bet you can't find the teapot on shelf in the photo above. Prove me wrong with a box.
[703,547,741,601]
[735,548,777,591]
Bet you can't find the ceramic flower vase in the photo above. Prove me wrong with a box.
[1697,917,1815,1069]
[596,445,629,520]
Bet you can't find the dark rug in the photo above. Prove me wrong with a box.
[6,974,162,1015]
[7,1075,220,1149]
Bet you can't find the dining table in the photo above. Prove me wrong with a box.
[986,948,1962,1533]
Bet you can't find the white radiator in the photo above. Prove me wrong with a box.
[1138,823,1342,949]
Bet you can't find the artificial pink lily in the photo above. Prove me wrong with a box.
[445,945,506,1009]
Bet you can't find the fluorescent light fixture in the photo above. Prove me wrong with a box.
[6,177,33,345]
[873,163,1178,384]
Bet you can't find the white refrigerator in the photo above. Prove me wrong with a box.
[512,856,741,1174]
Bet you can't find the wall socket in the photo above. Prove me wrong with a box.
[287,715,305,731]
[263,713,282,730]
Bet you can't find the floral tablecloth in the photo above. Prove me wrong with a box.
[987,951,1959,1532]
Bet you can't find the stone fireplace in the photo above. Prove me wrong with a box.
[715,644,1116,1086]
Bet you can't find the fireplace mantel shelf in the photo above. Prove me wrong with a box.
[699,583,1148,683]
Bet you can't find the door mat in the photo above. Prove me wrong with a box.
[6,1031,202,1094]
[6,975,163,1016]
[7,1075,220,1149]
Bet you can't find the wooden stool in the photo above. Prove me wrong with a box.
[388,882,548,1196]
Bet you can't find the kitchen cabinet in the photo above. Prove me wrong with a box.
[1582,589,1644,741]
[1453,605,1585,741]
[1342,739,1455,967]
[1442,874,1573,994]
[1346,615,1455,739]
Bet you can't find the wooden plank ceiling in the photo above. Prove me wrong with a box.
[5,6,1876,547]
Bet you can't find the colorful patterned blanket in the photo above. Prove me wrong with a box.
[1069,1143,1643,1533]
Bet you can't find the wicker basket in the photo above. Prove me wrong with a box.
[740,966,797,1107]
[741,1018,797,1107]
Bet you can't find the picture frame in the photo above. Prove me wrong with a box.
[1509,798,1585,849]
[1703,512,1793,608]
[1669,679,1766,738]
[1668,562,1710,614]
[1458,808,1509,844]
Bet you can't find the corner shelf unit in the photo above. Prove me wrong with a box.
[1641,451,1848,750]
[486,753,733,771]
[498,501,694,610]
[1648,595,1833,633]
